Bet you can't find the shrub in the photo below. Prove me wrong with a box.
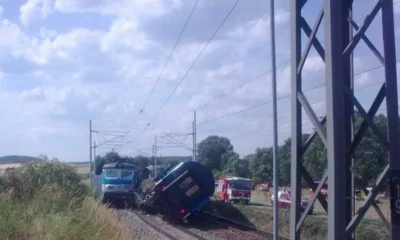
[0,160,134,240]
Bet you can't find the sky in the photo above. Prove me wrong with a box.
[0,0,399,162]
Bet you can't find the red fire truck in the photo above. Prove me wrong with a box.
[216,176,252,204]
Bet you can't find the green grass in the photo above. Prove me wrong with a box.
[206,201,389,240]
[0,160,134,240]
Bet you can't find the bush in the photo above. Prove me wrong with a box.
[0,160,134,240]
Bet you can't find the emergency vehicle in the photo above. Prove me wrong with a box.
[270,190,314,214]
[309,180,328,198]
[216,176,252,204]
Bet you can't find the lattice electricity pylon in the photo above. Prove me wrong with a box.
[290,1,399,240]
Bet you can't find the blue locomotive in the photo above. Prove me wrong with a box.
[101,161,142,207]
[139,161,215,222]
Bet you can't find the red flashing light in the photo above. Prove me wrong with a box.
[180,209,186,214]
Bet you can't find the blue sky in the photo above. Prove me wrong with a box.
[0,0,399,162]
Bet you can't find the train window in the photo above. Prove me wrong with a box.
[104,169,118,178]
[229,181,251,190]
[121,170,134,179]
[179,177,193,190]
[185,184,199,197]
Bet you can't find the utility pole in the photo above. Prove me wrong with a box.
[151,144,155,177]
[192,121,195,161]
[194,111,197,162]
[269,0,279,239]
[93,141,96,176]
[89,120,93,187]
[154,136,158,177]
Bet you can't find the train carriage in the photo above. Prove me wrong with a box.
[101,161,142,207]
[139,161,215,222]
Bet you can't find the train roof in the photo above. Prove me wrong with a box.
[220,176,251,181]
[103,161,139,170]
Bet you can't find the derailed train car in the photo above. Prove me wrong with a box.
[139,161,215,222]
[101,161,142,207]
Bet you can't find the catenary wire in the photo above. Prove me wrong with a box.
[120,1,399,146]
[139,0,200,114]
[128,0,241,145]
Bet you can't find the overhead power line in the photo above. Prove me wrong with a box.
[120,1,399,146]
[197,59,290,109]
[139,0,200,114]
[189,61,399,128]
[135,7,399,133]
[129,0,241,145]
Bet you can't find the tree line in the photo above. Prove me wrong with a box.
[94,112,388,188]
[94,152,187,176]
[196,112,388,187]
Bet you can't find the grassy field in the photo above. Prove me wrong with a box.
[250,189,391,220]
[0,163,24,176]
[69,163,90,174]
[0,161,133,240]
[207,200,389,240]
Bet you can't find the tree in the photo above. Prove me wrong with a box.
[275,133,310,186]
[133,155,150,169]
[158,159,179,173]
[278,138,291,186]
[249,147,273,185]
[299,112,388,187]
[95,152,122,174]
[222,151,250,178]
[303,135,327,180]
[353,113,388,186]
[197,135,234,171]
[94,152,148,174]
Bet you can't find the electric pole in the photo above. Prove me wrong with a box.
[154,136,158,177]
[193,111,197,162]
[269,0,279,239]
[89,120,92,187]
[192,120,195,161]
[89,122,127,184]
[93,141,96,176]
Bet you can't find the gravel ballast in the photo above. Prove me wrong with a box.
[118,210,223,240]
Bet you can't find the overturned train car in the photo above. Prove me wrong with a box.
[139,161,215,222]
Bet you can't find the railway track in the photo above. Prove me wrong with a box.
[123,207,288,240]
[202,211,290,240]
[127,210,210,240]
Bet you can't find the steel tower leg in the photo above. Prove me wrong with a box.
[290,0,399,239]
[290,0,329,239]
[324,0,353,238]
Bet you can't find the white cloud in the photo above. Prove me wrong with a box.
[100,18,151,53]
[228,11,290,39]
[39,27,57,39]
[303,56,325,72]
[54,0,181,18]
[0,19,29,49]
[0,1,396,161]
[355,72,371,86]
[20,0,53,26]
[20,87,47,101]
